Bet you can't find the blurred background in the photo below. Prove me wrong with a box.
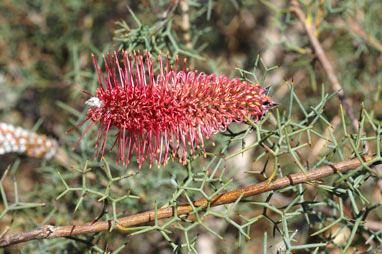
[0,0,381,253]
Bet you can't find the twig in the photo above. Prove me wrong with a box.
[346,18,382,53]
[149,0,178,32]
[290,1,360,136]
[179,0,195,69]
[0,154,376,247]
[180,0,192,50]
[0,226,10,239]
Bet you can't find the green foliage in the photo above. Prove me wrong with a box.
[114,7,204,61]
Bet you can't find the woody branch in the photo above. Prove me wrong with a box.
[0,154,377,248]
[290,0,362,140]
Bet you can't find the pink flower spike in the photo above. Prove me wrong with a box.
[68,51,276,168]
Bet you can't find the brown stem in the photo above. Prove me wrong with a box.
[290,1,361,138]
[346,18,382,53]
[0,155,376,247]
[180,0,192,50]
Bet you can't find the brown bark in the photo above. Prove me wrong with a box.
[0,155,376,247]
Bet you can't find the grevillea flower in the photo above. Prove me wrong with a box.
[67,51,275,168]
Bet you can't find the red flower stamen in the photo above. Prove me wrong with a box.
[67,50,276,168]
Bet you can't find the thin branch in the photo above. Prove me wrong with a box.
[180,0,192,50]
[346,18,382,53]
[290,0,360,136]
[0,154,376,248]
